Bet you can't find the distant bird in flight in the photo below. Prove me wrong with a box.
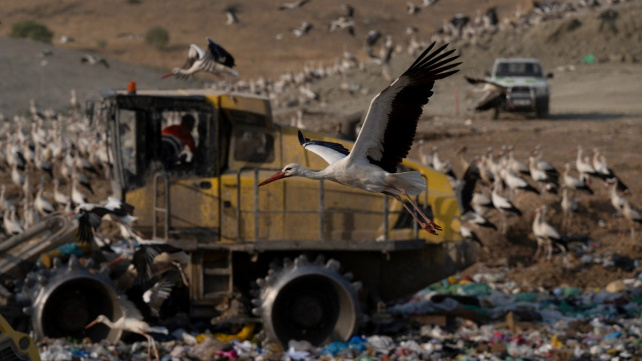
[292,21,313,37]
[225,6,242,25]
[407,2,421,15]
[81,54,109,68]
[258,43,461,235]
[279,0,310,10]
[162,38,238,80]
[465,76,507,118]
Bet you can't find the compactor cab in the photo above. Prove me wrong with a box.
[100,87,475,346]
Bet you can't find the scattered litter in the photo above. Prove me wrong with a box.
[34,267,642,360]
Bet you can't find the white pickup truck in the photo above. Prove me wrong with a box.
[486,58,553,118]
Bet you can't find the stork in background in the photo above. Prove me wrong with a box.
[162,38,238,80]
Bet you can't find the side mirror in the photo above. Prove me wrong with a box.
[546,72,554,79]
[484,70,491,77]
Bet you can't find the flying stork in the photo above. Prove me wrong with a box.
[162,38,238,80]
[258,43,461,235]
[465,76,507,119]
[72,197,137,244]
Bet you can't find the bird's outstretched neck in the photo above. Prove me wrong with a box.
[297,166,329,181]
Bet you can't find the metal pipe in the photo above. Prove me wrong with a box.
[383,196,389,241]
[254,169,260,241]
[319,180,325,241]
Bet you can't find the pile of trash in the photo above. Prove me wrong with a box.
[36,267,642,360]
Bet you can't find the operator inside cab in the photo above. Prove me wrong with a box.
[161,113,197,170]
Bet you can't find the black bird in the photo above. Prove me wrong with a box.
[456,162,498,231]
[132,243,190,285]
[73,197,136,244]
[465,76,508,117]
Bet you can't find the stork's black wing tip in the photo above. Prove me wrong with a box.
[298,130,306,145]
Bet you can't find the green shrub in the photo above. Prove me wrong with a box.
[10,20,54,44]
[145,26,169,51]
[96,39,108,49]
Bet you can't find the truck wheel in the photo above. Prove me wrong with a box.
[252,255,362,346]
[536,102,549,118]
[19,255,123,343]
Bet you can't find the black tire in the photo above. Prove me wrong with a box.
[536,99,549,118]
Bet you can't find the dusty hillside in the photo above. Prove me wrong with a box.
[1,0,533,78]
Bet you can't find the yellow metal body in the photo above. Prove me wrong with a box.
[0,314,40,361]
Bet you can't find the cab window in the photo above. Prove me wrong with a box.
[232,128,275,163]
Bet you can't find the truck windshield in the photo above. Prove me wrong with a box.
[495,62,543,77]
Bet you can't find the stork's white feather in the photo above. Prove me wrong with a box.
[302,143,348,165]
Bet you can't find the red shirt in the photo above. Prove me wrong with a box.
[162,125,196,152]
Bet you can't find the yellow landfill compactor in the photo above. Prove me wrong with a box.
[96,87,475,346]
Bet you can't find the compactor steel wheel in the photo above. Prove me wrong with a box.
[252,255,362,346]
[18,254,122,342]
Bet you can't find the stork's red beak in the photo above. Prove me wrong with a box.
[258,171,286,187]
[85,320,99,329]
[161,72,174,79]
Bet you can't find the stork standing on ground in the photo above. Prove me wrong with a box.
[592,148,629,193]
[528,153,558,194]
[574,145,600,187]
[455,162,497,231]
[622,198,642,242]
[532,205,564,262]
[491,179,522,235]
[85,297,168,361]
[258,43,461,235]
[560,185,578,233]
[563,162,594,195]
[162,38,238,80]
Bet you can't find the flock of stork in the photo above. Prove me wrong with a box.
[61,0,632,112]
[0,99,190,361]
[197,0,631,103]
[418,140,641,262]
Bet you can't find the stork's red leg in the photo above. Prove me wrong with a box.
[390,186,442,232]
[140,332,151,361]
[386,192,438,235]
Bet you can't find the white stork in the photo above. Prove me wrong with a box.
[560,185,578,232]
[622,198,642,242]
[532,205,564,262]
[258,43,461,235]
[592,148,629,194]
[53,179,70,208]
[528,154,558,194]
[491,179,522,235]
[532,145,559,176]
[85,297,168,361]
[574,145,600,181]
[279,0,310,10]
[35,185,55,217]
[563,162,593,195]
[162,38,238,80]
[3,208,24,236]
[81,54,110,68]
